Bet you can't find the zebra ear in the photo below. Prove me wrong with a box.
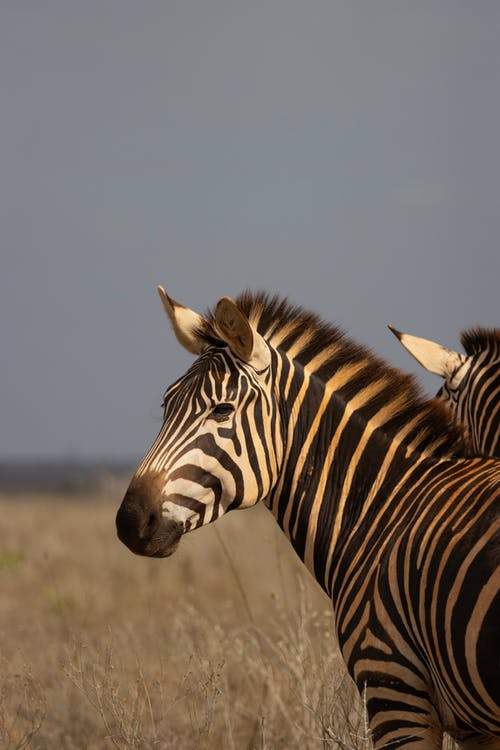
[388,325,465,378]
[157,286,206,355]
[215,297,271,370]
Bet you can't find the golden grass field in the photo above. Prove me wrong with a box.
[0,479,459,749]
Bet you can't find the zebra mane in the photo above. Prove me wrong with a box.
[201,291,470,459]
[460,327,500,357]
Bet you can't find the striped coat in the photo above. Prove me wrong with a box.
[117,289,500,749]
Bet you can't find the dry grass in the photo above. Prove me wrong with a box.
[0,481,458,749]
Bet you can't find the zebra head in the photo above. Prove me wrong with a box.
[388,325,500,455]
[116,287,281,557]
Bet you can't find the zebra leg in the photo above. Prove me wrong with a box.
[346,620,445,748]
[361,681,444,750]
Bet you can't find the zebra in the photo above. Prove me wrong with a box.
[388,326,500,457]
[116,287,500,750]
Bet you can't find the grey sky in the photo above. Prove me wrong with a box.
[1,2,498,460]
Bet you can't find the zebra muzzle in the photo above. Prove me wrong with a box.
[116,481,183,557]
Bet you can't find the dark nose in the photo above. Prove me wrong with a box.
[116,479,162,554]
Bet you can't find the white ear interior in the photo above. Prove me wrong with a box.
[215,296,271,371]
[157,286,205,355]
[389,326,465,378]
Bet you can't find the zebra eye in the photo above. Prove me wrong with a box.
[210,403,235,422]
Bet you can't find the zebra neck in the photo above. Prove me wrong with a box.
[265,366,424,596]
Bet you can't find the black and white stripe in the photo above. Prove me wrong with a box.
[117,290,500,749]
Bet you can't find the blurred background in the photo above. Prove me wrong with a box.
[1,1,498,471]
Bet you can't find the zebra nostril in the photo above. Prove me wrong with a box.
[116,486,162,550]
[140,508,160,540]
[147,512,157,529]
